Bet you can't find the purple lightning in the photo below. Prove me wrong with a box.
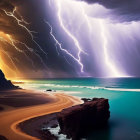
[55,0,87,73]
[45,20,85,72]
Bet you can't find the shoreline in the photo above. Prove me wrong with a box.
[0,89,82,140]
[19,112,58,140]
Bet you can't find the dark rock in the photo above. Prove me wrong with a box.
[46,89,52,92]
[0,69,19,90]
[0,135,8,140]
[57,98,110,139]
[0,106,4,111]
[81,98,91,102]
[39,129,58,140]
[51,124,58,128]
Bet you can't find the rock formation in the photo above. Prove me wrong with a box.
[0,135,8,140]
[0,69,18,90]
[57,98,110,139]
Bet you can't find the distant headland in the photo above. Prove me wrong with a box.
[0,69,19,90]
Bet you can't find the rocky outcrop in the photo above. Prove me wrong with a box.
[0,69,18,90]
[0,135,8,140]
[57,98,110,139]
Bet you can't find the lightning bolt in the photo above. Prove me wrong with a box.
[49,0,52,7]
[0,50,18,75]
[6,34,24,53]
[0,34,39,70]
[6,35,37,68]
[45,21,86,69]
[80,3,92,32]
[14,40,47,69]
[3,7,48,57]
[45,21,60,55]
[2,8,48,70]
[56,0,87,73]
[7,34,34,67]
[99,20,124,77]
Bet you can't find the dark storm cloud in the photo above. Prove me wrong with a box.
[80,0,140,22]
[0,0,47,75]
[0,0,47,72]
[0,0,14,10]
[0,0,32,36]
[0,0,77,78]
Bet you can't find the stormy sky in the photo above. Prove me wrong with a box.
[0,0,140,78]
[80,0,140,22]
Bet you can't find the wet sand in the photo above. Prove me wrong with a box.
[19,113,58,140]
[0,89,82,140]
[0,89,54,108]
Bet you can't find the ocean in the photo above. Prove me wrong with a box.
[15,78,140,140]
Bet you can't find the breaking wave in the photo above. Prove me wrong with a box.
[44,84,140,92]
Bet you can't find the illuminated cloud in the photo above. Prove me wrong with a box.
[79,0,140,22]
[0,0,50,78]
[0,0,140,78]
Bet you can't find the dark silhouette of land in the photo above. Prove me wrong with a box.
[0,70,18,90]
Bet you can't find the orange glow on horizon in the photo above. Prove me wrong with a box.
[0,32,17,79]
[0,32,11,42]
[0,58,16,79]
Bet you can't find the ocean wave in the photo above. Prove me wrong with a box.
[44,84,105,90]
[106,88,140,92]
[18,82,140,92]
[44,84,140,92]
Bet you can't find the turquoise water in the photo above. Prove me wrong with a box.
[16,78,140,140]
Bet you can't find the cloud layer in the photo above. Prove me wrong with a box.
[80,0,140,22]
[0,0,76,78]
[1,0,140,78]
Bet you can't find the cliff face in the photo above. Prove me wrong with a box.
[57,98,110,139]
[0,70,18,90]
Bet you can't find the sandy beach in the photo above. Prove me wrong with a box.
[0,89,82,140]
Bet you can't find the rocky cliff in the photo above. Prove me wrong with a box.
[0,69,18,90]
[57,98,110,139]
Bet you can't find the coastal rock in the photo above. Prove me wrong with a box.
[57,98,110,139]
[0,69,18,90]
[39,129,57,140]
[0,106,4,111]
[81,98,91,102]
[46,89,52,92]
[0,135,8,140]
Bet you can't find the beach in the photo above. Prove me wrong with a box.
[1,78,140,140]
[14,78,140,140]
[0,89,82,140]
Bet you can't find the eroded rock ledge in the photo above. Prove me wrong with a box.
[57,98,110,139]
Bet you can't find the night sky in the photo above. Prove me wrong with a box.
[0,0,140,78]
